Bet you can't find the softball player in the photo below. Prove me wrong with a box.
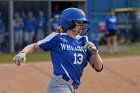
[105,10,118,53]
[13,7,103,93]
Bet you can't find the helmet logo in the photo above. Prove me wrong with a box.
[60,37,68,43]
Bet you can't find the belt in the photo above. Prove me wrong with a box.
[55,75,79,89]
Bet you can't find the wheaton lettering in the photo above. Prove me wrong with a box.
[60,43,86,52]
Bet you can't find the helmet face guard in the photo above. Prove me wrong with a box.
[60,7,90,31]
[80,24,90,36]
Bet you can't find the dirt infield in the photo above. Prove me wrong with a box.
[0,56,140,93]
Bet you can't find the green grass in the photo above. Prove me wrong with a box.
[0,43,140,63]
[0,52,51,63]
[100,48,140,58]
[100,43,140,58]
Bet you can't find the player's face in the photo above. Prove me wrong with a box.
[109,12,115,16]
[72,21,84,35]
[72,21,90,36]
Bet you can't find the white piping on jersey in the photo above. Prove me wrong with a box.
[76,35,82,39]
[59,33,67,35]
[60,63,71,78]
[76,35,89,41]
[37,32,58,45]
[84,36,89,42]
[37,32,69,45]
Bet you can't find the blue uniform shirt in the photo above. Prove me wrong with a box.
[105,15,118,31]
[14,19,23,31]
[35,17,46,30]
[50,20,60,32]
[0,18,3,34]
[37,32,93,85]
[24,17,35,32]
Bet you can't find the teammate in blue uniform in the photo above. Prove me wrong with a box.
[24,11,36,44]
[14,12,24,51]
[35,10,46,41]
[105,10,118,53]
[13,8,103,93]
[50,14,60,32]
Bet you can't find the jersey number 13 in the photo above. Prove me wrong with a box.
[73,53,83,64]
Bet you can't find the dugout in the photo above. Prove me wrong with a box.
[0,1,10,52]
[114,8,140,43]
[86,0,140,46]
[0,0,86,53]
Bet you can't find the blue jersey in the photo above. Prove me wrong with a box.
[35,17,46,30]
[14,18,23,31]
[24,17,36,32]
[50,20,60,32]
[37,32,93,85]
[22,16,28,31]
[105,15,118,31]
[0,19,3,34]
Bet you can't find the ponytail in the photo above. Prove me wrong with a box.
[55,26,67,33]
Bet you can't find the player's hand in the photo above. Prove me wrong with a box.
[13,51,26,66]
[85,42,98,55]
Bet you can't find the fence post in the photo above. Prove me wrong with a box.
[9,0,14,53]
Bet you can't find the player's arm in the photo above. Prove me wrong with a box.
[89,53,103,72]
[21,43,41,55]
[13,43,42,66]
[86,42,103,72]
